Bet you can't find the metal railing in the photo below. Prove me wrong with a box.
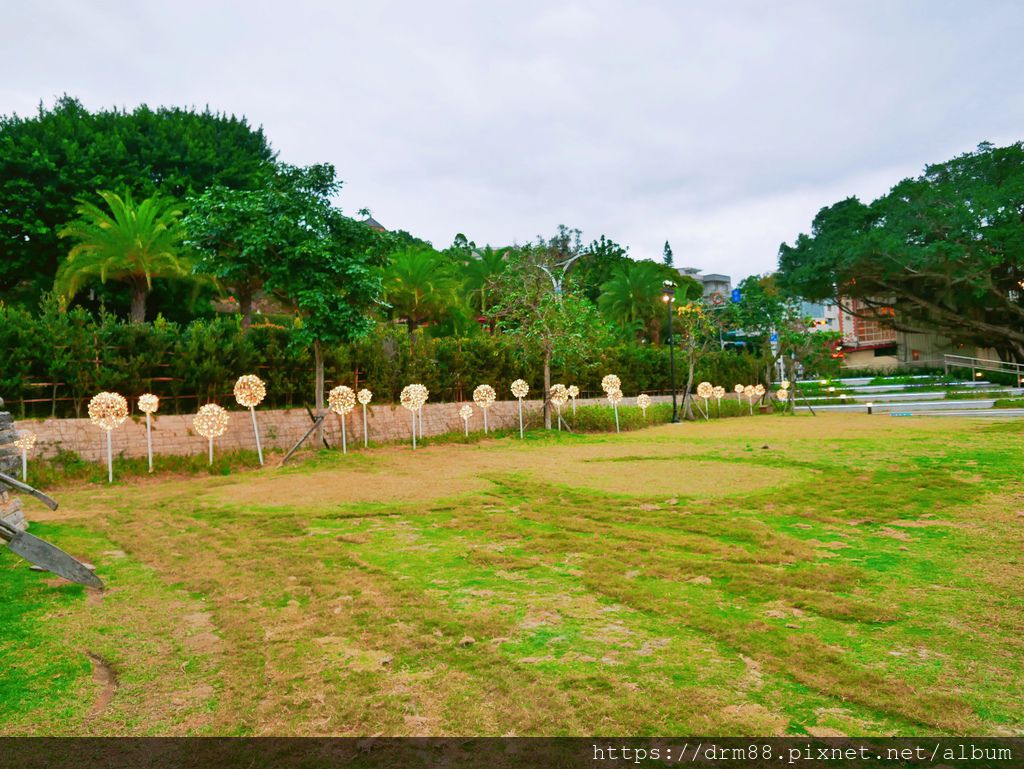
[944,354,1024,381]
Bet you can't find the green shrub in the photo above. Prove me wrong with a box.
[0,302,763,416]
[993,398,1024,409]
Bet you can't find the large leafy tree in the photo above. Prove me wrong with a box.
[264,166,389,442]
[572,233,632,303]
[0,96,275,308]
[185,164,388,439]
[491,247,608,428]
[55,190,193,323]
[778,141,1024,360]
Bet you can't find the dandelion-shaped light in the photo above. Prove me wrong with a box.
[776,386,791,416]
[754,383,766,398]
[712,385,726,417]
[743,385,756,415]
[138,393,160,473]
[88,392,128,483]
[511,379,529,439]
[459,404,473,437]
[607,388,623,433]
[400,385,421,449]
[13,430,35,482]
[410,384,429,440]
[234,374,267,466]
[473,384,496,433]
[780,380,791,390]
[601,374,621,394]
[567,384,580,415]
[328,385,356,454]
[357,388,373,447]
[696,381,714,421]
[193,403,229,465]
[550,383,569,431]
[637,393,651,418]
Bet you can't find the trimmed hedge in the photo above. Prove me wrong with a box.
[0,303,762,417]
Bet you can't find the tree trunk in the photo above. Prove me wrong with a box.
[129,279,147,324]
[239,290,253,330]
[682,354,696,420]
[543,350,552,429]
[314,340,325,447]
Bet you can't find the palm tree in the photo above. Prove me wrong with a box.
[56,190,192,323]
[462,246,508,316]
[381,246,463,331]
[598,260,666,342]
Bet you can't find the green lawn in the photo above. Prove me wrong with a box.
[1,414,1021,736]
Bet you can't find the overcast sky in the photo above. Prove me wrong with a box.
[3,1,1022,281]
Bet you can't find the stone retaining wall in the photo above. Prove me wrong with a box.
[12,395,674,462]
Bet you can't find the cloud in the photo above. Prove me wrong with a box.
[2,0,1021,282]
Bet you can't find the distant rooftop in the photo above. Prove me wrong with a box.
[362,216,386,232]
[676,267,732,299]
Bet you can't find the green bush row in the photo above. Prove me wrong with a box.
[0,303,764,417]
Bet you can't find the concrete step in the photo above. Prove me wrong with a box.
[895,408,1024,418]
[797,375,934,387]
[800,380,990,395]
[797,388,1023,404]
[796,399,997,413]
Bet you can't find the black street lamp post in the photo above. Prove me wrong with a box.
[662,281,680,423]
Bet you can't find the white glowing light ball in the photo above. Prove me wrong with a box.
[473,384,496,409]
[88,392,129,432]
[233,374,267,408]
[193,404,230,439]
[138,393,160,414]
[328,385,356,415]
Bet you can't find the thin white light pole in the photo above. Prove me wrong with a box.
[517,397,524,439]
[249,406,263,465]
[145,412,154,473]
[362,403,368,447]
[341,413,347,454]
[411,412,417,449]
[208,436,214,465]
[106,431,113,483]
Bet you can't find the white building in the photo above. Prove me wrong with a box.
[676,267,732,304]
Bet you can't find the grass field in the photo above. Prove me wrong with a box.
[2,414,1022,736]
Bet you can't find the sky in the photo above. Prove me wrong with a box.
[3,1,1022,282]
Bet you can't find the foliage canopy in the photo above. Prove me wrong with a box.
[778,141,1024,359]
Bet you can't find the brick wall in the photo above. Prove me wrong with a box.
[10,395,671,462]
